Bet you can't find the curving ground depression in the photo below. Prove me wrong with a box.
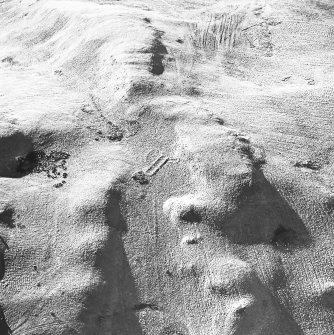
[0,0,333,334]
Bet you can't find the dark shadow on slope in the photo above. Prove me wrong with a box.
[206,258,303,335]
[318,285,334,309]
[0,205,15,281]
[0,132,33,178]
[0,131,70,180]
[78,191,143,335]
[0,250,4,282]
[262,280,304,335]
[217,170,311,251]
[0,306,12,335]
[312,0,334,10]
[25,17,68,47]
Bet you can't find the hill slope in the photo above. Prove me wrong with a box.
[0,0,333,334]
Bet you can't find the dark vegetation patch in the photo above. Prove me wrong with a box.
[211,116,225,125]
[82,95,126,141]
[208,284,229,296]
[236,136,250,144]
[1,56,18,65]
[90,123,125,142]
[54,181,66,188]
[165,270,173,277]
[184,236,201,245]
[145,30,168,75]
[160,323,189,335]
[81,104,95,114]
[294,160,321,170]
[54,69,63,76]
[161,329,184,335]
[106,122,124,141]
[16,150,70,187]
[132,171,149,185]
[324,195,334,213]
[282,76,291,82]
[306,78,315,85]
[128,81,156,97]
[183,86,201,96]
[235,138,266,168]
[123,120,141,136]
[238,143,253,160]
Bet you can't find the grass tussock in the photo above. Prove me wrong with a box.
[186,13,245,54]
